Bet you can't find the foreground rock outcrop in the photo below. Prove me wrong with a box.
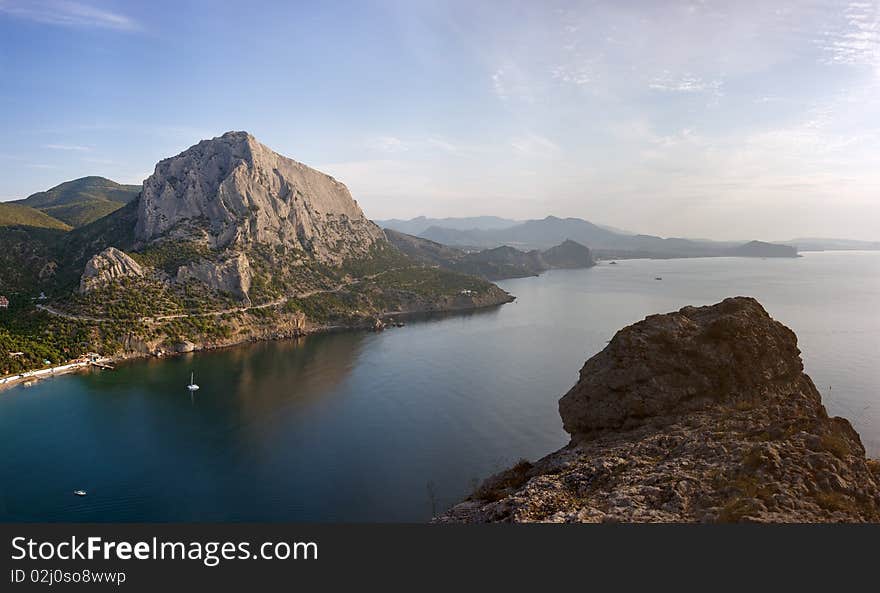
[439,297,880,523]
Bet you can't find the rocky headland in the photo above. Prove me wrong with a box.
[0,132,514,375]
[439,297,880,523]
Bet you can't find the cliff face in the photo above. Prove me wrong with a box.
[135,131,384,264]
[175,252,252,302]
[439,297,880,523]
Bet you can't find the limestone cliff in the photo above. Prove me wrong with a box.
[439,297,880,523]
[175,252,252,303]
[134,131,384,264]
[79,247,144,293]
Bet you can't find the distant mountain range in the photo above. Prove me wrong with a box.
[383,215,797,259]
[375,216,520,236]
[11,176,140,228]
[385,229,595,280]
[381,216,880,257]
[779,238,880,252]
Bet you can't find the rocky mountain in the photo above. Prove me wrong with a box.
[0,132,514,372]
[418,215,798,259]
[135,131,384,263]
[385,229,594,281]
[14,176,140,227]
[439,297,880,523]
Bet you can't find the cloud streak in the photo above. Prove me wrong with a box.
[648,72,724,95]
[0,1,139,31]
[819,1,880,70]
[44,143,90,151]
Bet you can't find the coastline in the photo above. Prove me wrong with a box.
[0,357,112,392]
[1,292,515,392]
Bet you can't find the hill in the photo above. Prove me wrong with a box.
[729,240,798,258]
[15,176,140,227]
[0,202,71,230]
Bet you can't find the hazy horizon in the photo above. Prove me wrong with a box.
[1,0,878,241]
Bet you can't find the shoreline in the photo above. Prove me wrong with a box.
[0,357,113,392]
[1,295,515,392]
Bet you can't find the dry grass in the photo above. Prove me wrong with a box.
[471,459,534,503]
[820,432,851,460]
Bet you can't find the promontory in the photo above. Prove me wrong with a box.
[439,297,880,523]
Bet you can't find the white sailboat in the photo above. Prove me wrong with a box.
[187,372,199,392]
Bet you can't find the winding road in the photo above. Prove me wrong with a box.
[35,267,413,324]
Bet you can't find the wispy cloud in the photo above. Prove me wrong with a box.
[510,134,561,158]
[491,64,536,102]
[648,72,724,96]
[0,1,139,31]
[551,62,593,86]
[366,136,408,153]
[425,137,459,153]
[44,143,90,151]
[364,135,478,157]
[819,1,880,71]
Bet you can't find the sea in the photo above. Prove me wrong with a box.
[1,250,877,521]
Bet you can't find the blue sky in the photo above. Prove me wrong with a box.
[1,0,878,240]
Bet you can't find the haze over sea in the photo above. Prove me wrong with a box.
[1,251,877,522]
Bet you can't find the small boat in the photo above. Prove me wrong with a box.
[73,490,87,497]
[187,372,199,392]
[655,277,663,280]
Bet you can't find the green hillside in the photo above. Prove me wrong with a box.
[0,202,71,230]
[15,176,141,227]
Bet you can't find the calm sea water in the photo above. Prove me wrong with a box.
[1,251,877,522]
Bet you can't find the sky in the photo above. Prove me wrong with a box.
[0,0,878,241]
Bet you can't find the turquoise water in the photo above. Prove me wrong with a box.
[1,251,877,521]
